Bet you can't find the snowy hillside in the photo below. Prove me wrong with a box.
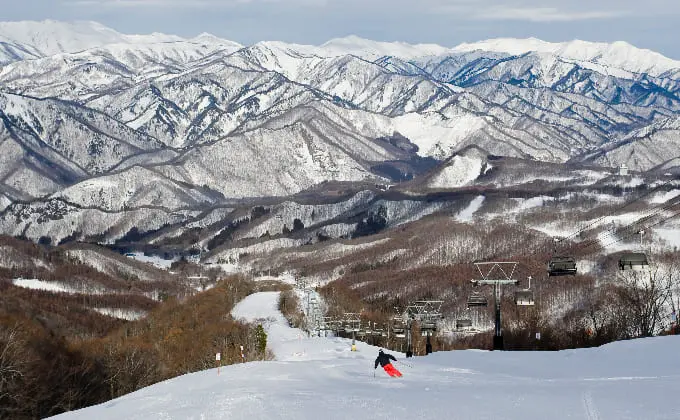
[583,116,680,172]
[51,291,680,420]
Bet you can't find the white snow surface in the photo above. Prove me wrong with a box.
[654,227,680,248]
[52,291,680,420]
[91,307,146,321]
[456,195,485,222]
[428,154,483,188]
[124,252,175,270]
[12,277,109,295]
[12,278,78,294]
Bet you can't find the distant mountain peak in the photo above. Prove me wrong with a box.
[453,37,680,76]
[190,32,243,48]
[0,20,243,58]
[320,35,452,58]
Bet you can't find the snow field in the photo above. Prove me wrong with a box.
[51,291,680,420]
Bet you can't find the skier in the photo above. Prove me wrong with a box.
[374,349,402,377]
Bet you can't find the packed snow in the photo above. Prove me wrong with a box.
[124,252,176,270]
[12,277,109,295]
[12,278,80,294]
[91,307,146,321]
[428,155,484,188]
[51,291,680,419]
[654,227,680,249]
[456,195,485,222]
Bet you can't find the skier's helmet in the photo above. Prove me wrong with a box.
[379,349,383,353]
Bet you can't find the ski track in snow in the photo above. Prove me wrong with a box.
[582,390,600,420]
[51,292,680,420]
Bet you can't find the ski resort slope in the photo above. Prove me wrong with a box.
[52,292,680,420]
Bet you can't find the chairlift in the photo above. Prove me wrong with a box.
[514,275,535,306]
[455,318,473,329]
[391,314,406,337]
[548,256,577,276]
[467,292,488,308]
[618,252,649,271]
[514,290,535,306]
[420,321,437,332]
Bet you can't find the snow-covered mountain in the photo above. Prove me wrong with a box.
[0,20,240,57]
[1,20,680,243]
[453,38,680,77]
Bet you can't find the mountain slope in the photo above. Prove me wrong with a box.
[50,291,680,420]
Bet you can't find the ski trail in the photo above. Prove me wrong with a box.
[582,390,600,420]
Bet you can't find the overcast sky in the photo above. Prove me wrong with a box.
[2,0,679,58]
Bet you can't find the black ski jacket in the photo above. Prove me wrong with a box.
[374,351,397,368]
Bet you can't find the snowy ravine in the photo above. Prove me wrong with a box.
[51,291,680,419]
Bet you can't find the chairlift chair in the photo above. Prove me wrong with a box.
[420,321,437,332]
[467,292,488,308]
[392,314,406,337]
[548,256,577,276]
[618,252,649,271]
[455,318,473,330]
[514,290,535,306]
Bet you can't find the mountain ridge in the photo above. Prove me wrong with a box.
[2,19,680,245]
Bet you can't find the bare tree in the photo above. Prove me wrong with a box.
[614,264,679,337]
[0,323,33,418]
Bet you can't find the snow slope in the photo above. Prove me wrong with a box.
[52,291,680,420]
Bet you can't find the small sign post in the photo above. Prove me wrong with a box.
[240,345,245,363]
[216,352,221,375]
[672,311,677,334]
[535,332,541,340]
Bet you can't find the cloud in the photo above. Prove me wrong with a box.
[426,0,680,21]
[474,6,630,22]
[430,1,632,22]
[66,0,325,8]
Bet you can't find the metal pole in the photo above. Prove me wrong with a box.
[351,329,356,351]
[406,319,413,358]
[493,283,504,350]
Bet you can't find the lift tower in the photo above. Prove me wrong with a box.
[471,262,518,351]
[405,300,443,356]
